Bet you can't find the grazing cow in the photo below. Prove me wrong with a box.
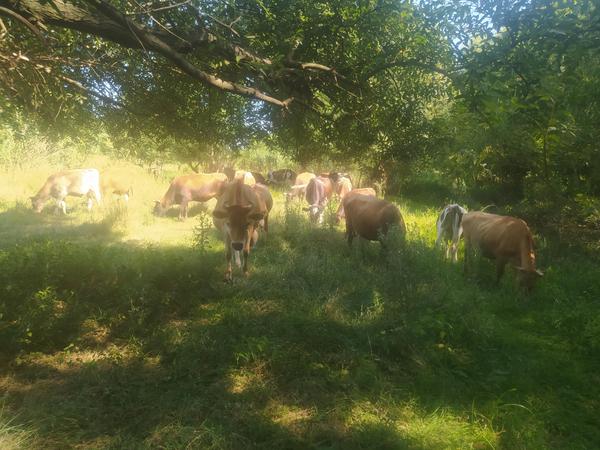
[100,169,133,204]
[435,204,467,262]
[344,195,405,246]
[154,172,227,220]
[268,169,297,186]
[31,168,101,214]
[304,176,334,223]
[213,180,273,281]
[462,211,543,291]
[336,187,376,223]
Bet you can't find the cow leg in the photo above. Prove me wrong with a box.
[242,228,253,276]
[346,220,354,246]
[57,198,67,215]
[450,240,459,262]
[179,199,189,220]
[224,239,233,283]
[496,260,507,285]
[463,238,471,275]
[86,195,93,211]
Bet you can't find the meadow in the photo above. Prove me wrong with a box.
[0,158,599,449]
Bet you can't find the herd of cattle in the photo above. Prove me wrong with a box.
[28,167,543,289]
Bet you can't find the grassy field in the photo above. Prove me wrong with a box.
[0,159,599,449]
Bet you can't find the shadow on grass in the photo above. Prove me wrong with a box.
[1,218,599,448]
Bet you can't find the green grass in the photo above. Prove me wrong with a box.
[0,161,599,449]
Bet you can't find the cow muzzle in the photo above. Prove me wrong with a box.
[231,242,244,251]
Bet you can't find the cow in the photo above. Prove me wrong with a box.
[213,180,273,282]
[335,176,353,199]
[100,169,133,204]
[285,172,316,202]
[435,204,467,262]
[154,172,227,220]
[31,168,102,214]
[294,171,316,186]
[234,170,256,186]
[461,211,543,291]
[344,194,406,249]
[267,169,297,186]
[335,187,376,223]
[304,176,334,224]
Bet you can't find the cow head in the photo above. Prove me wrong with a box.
[30,196,44,213]
[213,182,265,251]
[153,200,166,216]
[303,204,324,223]
[516,267,544,292]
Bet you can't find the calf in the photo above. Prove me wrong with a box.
[344,194,406,247]
[462,211,543,291]
[435,204,467,262]
[100,169,133,204]
[31,168,101,214]
[304,176,333,224]
[335,187,376,223]
[154,172,227,220]
[213,180,273,281]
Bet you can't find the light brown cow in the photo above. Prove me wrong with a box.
[100,169,133,204]
[285,172,316,202]
[336,187,377,223]
[154,172,228,220]
[344,194,406,247]
[213,180,273,281]
[31,168,101,214]
[335,176,353,199]
[461,211,543,291]
[234,170,256,186]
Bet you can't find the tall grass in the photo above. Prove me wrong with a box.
[0,156,598,449]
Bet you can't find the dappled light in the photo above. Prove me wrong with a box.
[2,0,600,447]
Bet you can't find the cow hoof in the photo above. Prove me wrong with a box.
[224,273,233,283]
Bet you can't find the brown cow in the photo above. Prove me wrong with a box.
[336,187,376,223]
[213,180,273,281]
[100,169,133,204]
[304,176,334,224]
[335,176,353,199]
[31,168,101,214]
[295,172,316,186]
[462,211,543,291]
[154,172,227,220]
[344,194,406,247]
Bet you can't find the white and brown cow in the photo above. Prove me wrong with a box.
[213,180,273,281]
[31,168,101,214]
[154,172,228,220]
[344,194,406,247]
[435,204,467,262]
[462,211,543,291]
